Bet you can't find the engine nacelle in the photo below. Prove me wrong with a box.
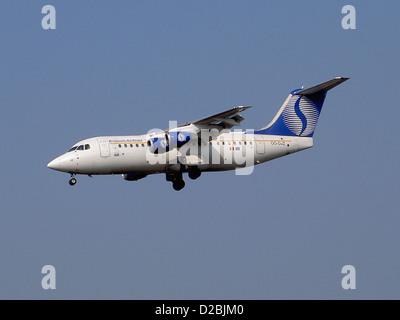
[147,134,168,154]
[168,131,193,148]
[122,173,147,181]
[147,131,193,153]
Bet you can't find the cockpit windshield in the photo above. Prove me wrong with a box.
[67,144,91,152]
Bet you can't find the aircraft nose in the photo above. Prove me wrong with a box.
[47,158,61,170]
[47,159,57,170]
[47,155,75,172]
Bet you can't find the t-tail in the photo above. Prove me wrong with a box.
[255,77,349,137]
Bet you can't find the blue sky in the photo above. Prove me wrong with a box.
[1,1,399,299]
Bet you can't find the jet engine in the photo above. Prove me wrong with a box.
[168,131,193,148]
[147,134,169,154]
[147,131,193,153]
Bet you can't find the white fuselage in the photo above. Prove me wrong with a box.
[47,77,348,189]
[47,132,313,176]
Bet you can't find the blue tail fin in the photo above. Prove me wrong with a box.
[255,77,349,137]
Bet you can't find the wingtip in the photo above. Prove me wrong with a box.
[235,105,252,110]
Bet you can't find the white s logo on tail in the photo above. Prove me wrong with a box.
[282,95,320,136]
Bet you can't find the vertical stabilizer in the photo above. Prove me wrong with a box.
[256,77,349,137]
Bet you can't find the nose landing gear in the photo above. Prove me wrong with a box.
[69,174,77,186]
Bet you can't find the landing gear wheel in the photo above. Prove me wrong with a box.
[188,170,201,180]
[69,178,77,186]
[172,179,185,191]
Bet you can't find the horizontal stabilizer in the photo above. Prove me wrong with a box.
[296,77,349,96]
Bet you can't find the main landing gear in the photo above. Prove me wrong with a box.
[188,168,201,180]
[69,174,77,186]
[166,169,202,191]
[166,173,185,191]
[173,179,185,191]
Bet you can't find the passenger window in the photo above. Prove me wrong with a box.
[130,144,133,148]
[141,144,145,147]
[77,145,84,150]
[85,144,90,150]
[233,142,236,145]
[118,144,121,148]
[136,144,139,148]
[124,144,127,148]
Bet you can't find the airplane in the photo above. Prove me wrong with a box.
[47,77,349,190]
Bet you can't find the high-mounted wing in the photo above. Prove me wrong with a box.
[181,106,251,129]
